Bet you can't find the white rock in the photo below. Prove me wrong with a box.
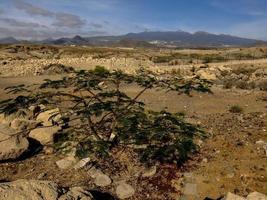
[94,174,112,187]
[56,156,77,169]
[29,126,60,145]
[247,192,267,200]
[74,157,91,170]
[223,192,246,200]
[116,182,135,199]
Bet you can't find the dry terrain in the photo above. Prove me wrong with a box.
[0,44,266,200]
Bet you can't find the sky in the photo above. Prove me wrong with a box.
[0,0,267,40]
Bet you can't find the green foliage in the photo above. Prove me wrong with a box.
[0,66,211,165]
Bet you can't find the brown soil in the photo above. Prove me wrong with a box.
[0,74,266,199]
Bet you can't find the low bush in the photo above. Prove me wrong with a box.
[229,105,243,113]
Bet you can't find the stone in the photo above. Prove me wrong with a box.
[94,173,112,187]
[74,157,91,170]
[142,166,157,177]
[87,167,104,178]
[247,192,267,200]
[56,156,77,169]
[10,118,39,131]
[29,126,61,145]
[196,69,217,81]
[184,183,197,196]
[0,179,93,200]
[58,186,93,200]
[116,182,135,199]
[0,123,29,161]
[37,108,62,126]
[223,192,245,200]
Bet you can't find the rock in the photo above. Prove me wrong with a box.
[0,123,29,161]
[196,69,217,81]
[0,179,93,200]
[58,186,93,200]
[223,192,245,200]
[87,167,103,178]
[37,108,62,126]
[56,156,77,169]
[142,166,157,177]
[10,118,39,131]
[74,157,91,170]
[29,126,60,145]
[116,182,135,199]
[94,173,112,187]
[184,183,197,196]
[247,192,267,200]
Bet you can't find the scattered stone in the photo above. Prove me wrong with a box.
[142,166,157,177]
[74,157,91,170]
[116,182,135,199]
[255,140,267,156]
[94,173,112,187]
[247,192,267,200]
[0,123,29,161]
[29,126,61,145]
[0,179,93,200]
[56,156,77,169]
[223,192,245,200]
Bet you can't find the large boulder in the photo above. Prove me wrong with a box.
[0,123,29,161]
[0,179,93,200]
[37,108,62,126]
[29,126,61,145]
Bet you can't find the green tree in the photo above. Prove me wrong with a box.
[0,66,211,165]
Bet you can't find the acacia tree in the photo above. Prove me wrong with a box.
[0,66,211,165]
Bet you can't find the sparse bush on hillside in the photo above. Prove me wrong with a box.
[0,66,211,165]
[258,80,267,91]
[229,105,243,113]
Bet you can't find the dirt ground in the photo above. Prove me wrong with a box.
[0,74,266,199]
[0,45,266,199]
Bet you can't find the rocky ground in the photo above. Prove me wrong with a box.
[0,45,266,200]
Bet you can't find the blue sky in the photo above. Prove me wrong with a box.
[0,0,266,40]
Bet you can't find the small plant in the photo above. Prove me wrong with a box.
[0,66,211,165]
[229,105,243,113]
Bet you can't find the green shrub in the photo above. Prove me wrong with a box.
[229,105,243,113]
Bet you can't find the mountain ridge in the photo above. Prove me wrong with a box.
[0,31,266,47]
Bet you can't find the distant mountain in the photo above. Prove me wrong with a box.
[0,37,19,44]
[0,31,266,47]
[121,31,264,47]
